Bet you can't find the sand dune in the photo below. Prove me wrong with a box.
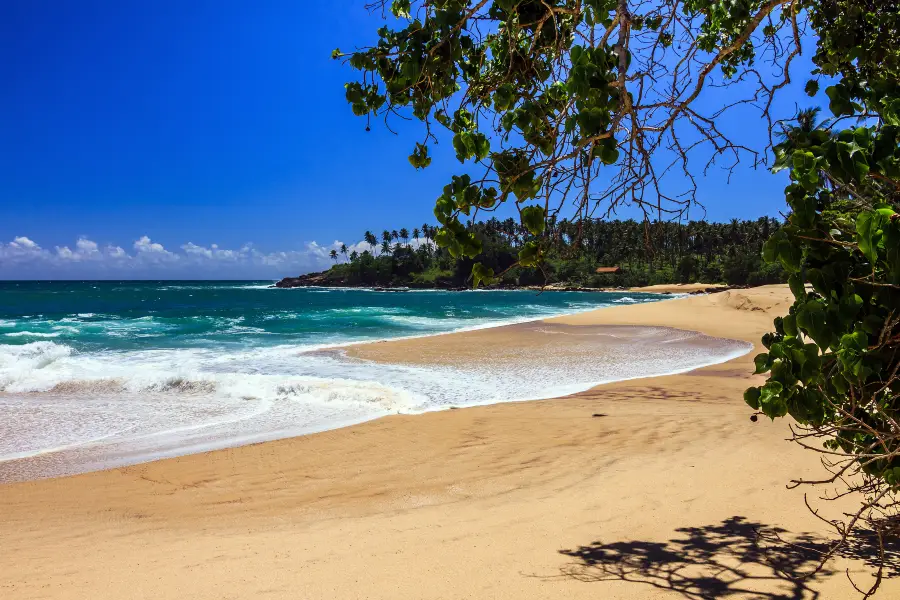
[1,285,895,599]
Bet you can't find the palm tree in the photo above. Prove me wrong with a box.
[329,249,338,263]
[399,227,409,246]
[391,230,400,243]
[364,231,378,254]
[413,228,420,242]
[382,230,391,246]
[350,250,359,262]
[381,240,391,255]
[340,243,348,262]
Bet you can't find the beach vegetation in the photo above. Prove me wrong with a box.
[312,216,786,288]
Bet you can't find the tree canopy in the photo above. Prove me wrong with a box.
[336,0,810,284]
[314,216,786,288]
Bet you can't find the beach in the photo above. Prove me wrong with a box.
[1,284,895,599]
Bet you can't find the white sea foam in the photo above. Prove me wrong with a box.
[3,331,62,338]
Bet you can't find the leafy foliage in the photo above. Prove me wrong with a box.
[741,3,900,594]
[336,0,806,287]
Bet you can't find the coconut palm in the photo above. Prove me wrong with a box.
[329,249,338,262]
[340,243,348,262]
[364,231,378,254]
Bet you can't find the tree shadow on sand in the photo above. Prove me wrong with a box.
[839,516,900,581]
[558,516,847,600]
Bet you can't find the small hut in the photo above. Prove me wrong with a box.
[594,266,621,274]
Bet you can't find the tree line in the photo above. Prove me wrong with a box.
[320,216,786,288]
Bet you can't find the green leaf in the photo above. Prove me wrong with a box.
[408,143,432,169]
[452,133,469,162]
[826,84,854,117]
[472,134,491,161]
[753,353,770,374]
[521,205,546,235]
[390,0,411,18]
[841,330,868,352]
[782,314,799,337]
[857,210,885,264]
[744,387,761,410]
[788,273,806,299]
[759,381,787,418]
[777,239,802,273]
[518,241,542,267]
[471,262,495,289]
[797,300,830,350]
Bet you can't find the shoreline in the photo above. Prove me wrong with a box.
[0,295,747,482]
[273,276,731,295]
[2,284,894,599]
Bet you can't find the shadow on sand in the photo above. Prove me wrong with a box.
[557,516,855,600]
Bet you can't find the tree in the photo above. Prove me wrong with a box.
[742,4,900,595]
[364,230,378,253]
[340,243,348,262]
[336,0,811,286]
[329,249,338,263]
[338,1,900,592]
[400,227,410,246]
[413,227,421,244]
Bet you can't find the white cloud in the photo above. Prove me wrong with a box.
[134,235,170,254]
[0,234,370,279]
[106,245,127,258]
[75,238,99,255]
[11,236,39,249]
[55,246,75,260]
[182,242,213,258]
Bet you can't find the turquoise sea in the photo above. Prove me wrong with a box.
[0,281,749,481]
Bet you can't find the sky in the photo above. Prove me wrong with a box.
[0,1,817,279]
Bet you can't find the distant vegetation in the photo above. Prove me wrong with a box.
[316,217,786,289]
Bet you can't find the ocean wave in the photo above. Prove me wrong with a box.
[0,341,75,391]
[4,331,62,338]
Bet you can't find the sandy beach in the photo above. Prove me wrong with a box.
[1,284,895,599]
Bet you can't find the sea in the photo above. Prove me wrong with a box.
[0,281,750,481]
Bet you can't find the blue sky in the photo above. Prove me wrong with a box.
[1,1,814,279]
